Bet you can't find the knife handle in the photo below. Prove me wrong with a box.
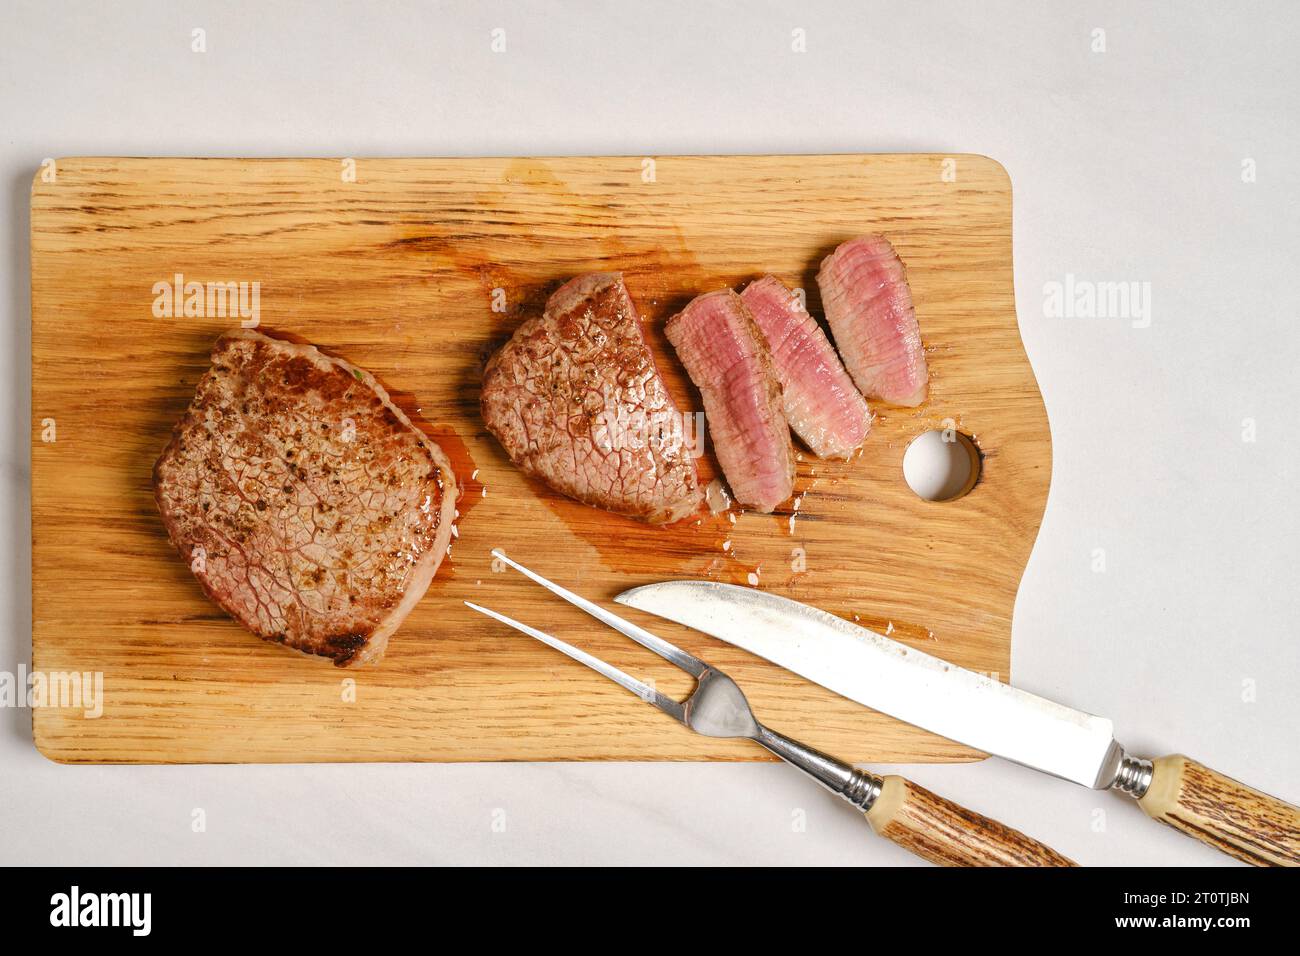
[866,775,1077,867]
[1137,754,1300,866]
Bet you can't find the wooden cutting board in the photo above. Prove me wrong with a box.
[30,155,1049,764]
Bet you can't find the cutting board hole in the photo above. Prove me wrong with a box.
[902,429,981,501]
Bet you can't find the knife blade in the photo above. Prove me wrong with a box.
[617,580,1122,788]
[614,580,1300,866]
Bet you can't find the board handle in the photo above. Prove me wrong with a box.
[1137,754,1300,866]
[866,775,1076,867]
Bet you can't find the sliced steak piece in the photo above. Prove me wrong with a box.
[817,235,929,406]
[153,329,458,667]
[740,275,872,459]
[665,290,795,513]
[481,273,703,524]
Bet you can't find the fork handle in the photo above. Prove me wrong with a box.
[753,726,1073,866]
[866,775,1076,867]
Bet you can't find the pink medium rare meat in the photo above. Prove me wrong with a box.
[740,275,872,459]
[817,235,929,406]
[153,330,459,667]
[481,273,704,524]
[665,290,795,513]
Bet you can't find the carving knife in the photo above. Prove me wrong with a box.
[615,581,1300,866]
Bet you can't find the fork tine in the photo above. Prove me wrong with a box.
[491,549,707,678]
[464,602,686,724]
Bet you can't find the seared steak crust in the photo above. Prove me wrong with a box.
[481,273,703,523]
[153,330,458,666]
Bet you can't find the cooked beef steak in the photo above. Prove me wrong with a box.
[817,235,929,406]
[740,274,872,459]
[481,273,703,523]
[665,290,795,514]
[153,330,458,667]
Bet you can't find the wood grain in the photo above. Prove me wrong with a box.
[1139,754,1300,866]
[866,775,1076,866]
[30,155,1050,764]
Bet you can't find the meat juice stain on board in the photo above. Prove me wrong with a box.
[711,453,847,592]
[385,159,856,587]
[397,160,727,575]
[511,448,734,577]
[381,383,483,581]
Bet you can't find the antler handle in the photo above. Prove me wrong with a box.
[1137,754,1300,866]
[866,775,1076,867]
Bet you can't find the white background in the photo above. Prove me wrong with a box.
[2,0,1296,866]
